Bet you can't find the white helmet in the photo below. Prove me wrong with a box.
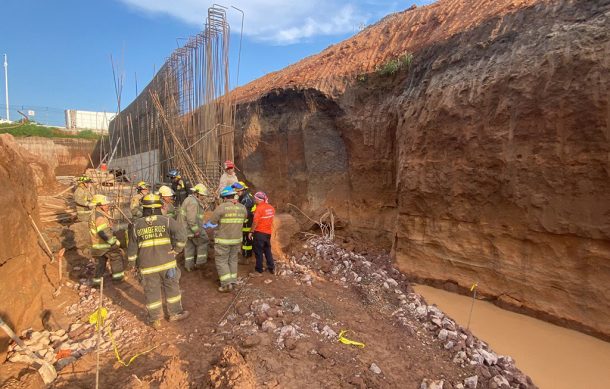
[158,185,174,197]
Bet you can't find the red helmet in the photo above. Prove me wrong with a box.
[224,160,235,169]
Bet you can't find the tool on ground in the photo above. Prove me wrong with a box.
[52,248,67,297]
[338,330,366,348]
[28,213,56,263]
[0,317,57,385]
[466,282,478,330]
[218,275,250,325]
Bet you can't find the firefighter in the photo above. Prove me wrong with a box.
[231,181,255,261]
[167,169,190,206]
[127,193,189,329]
[74,176,94,222]
[210,186,247,292]
[217,160,239,196]
[89,194,125,286]
[130,181,150,218]
[158,185,177,219]
[178,183,209,271]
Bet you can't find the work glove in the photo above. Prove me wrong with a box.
[203,222,218,229]
[166,268,177,280]
[114,240,121,248]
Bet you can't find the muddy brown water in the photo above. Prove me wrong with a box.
[413,284,610,389]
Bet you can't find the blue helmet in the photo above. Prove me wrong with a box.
[231,182,245,190]
[167,169,180,178]
[220,186,236,198]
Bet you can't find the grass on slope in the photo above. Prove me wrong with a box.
[0,122,102,140]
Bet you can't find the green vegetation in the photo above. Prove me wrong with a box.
[0,122,102,140]
[376,52,414,76]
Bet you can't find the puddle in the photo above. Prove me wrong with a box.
[413,284,610,389]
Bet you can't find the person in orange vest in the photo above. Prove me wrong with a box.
[249,191,276,274]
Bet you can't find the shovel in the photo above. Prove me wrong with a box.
[0,317,57,385]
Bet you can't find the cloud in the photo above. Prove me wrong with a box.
[117,0,401,44]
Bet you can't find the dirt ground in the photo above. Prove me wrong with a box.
[38,242,470,388]
[0,178,536,389]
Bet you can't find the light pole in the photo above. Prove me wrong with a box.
[3,54,8,121]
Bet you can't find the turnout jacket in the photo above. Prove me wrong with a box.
[89,209,119,256]
[239,191,256,232]
[74,184,93,217]
[161,201,177,219]
[172,178,190,206]
[210,201,247,245]
[127,214,186,274]
[178,195,205,237]
[130,192,144,218]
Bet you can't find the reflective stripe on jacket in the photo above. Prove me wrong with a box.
[178,195,204,237]
[210,201,247,245]
[127,214,187,272]
[89,210,117,256]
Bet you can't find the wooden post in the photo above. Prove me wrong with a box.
[95,277,104,389]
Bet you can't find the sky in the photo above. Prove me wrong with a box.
[0,0,433,126]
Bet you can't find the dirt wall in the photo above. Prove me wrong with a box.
[0,134,53,358]
[16,137,96,176]
[234,0,610,339]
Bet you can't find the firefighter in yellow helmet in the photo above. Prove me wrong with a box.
[177,183,209,271]
[128,193,188,329]
[130,181,151,218]
[74,176,94,222]
[89,194,125,286]
[158,185,177,219]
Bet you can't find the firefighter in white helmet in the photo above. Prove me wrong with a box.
[158,185,177,219]
[178,183,210,271]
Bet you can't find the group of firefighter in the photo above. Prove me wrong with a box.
[73,160,276,329]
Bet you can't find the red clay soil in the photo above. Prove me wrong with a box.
[231,0,540,103]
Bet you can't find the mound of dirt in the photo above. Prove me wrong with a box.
[207,346,258,389]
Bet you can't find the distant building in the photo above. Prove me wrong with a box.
[65,110,116,134]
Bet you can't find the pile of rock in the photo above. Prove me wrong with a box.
[6,280,145,374]
[282,237,535,389]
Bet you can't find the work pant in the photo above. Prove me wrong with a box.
[253,232,274,273]
[142,267,183,322]
[215,244,239,286]
[93,247,125,285]
[241,229,253,258]
[184,235,208,270]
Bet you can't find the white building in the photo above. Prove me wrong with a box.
[65,110,116,134]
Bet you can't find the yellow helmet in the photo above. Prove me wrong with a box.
[238,181,248,189]
[90,194,110,206]
[142,193,162,208]
[136,181,150,191]
[158,185,174,197]
[191,183,209,196]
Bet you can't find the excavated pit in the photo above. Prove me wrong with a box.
[233,0,610,340]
